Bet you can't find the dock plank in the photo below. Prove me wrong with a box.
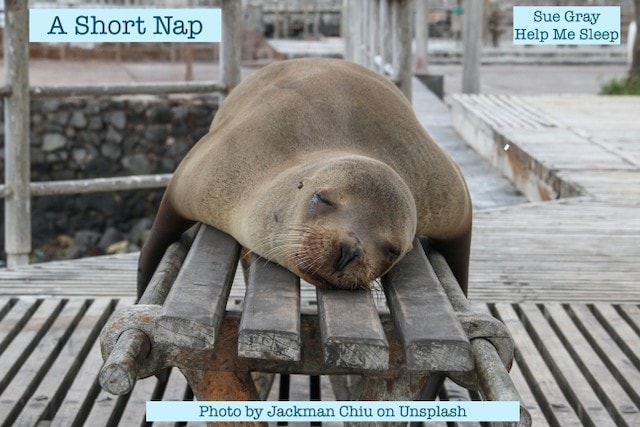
[52,298,134,427]
[517,303,616,427]
[567,305,640,407]
[493,303,583,426]
[542,304,640,427]
[14,298,114,427]
[0,299,87,425]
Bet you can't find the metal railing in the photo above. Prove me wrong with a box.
[2,0,242,267]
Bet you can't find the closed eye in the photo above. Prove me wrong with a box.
[309,191,336,218]
[387,245,401,259]
[312,191,334,207]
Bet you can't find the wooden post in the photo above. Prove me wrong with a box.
[414,0,428,73]
[221,0,242,93]
[378,0,390,73]
[4,0,31,267]
[462,0,483,93]
[394,0,413,101]
[274,0,281,39]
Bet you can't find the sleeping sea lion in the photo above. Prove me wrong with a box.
[138,58,472,298]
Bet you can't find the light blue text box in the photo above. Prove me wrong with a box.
[146,401,521,423]
[513,6,620,45]
[30,9,221,43]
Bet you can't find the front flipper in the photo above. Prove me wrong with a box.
[137,195,195,300]
[420,227,471,296]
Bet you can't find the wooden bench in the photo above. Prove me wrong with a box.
[98,224,531,426]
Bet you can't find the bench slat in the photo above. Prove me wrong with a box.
[238,255,301,361]
[383,240,471,371]
[317,288,389,370]
[155,225,240,349]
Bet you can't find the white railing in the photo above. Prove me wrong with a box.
[2,0,241,267]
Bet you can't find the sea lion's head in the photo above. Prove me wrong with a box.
[244,154,417,290]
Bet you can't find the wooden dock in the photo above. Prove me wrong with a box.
[0,83,639,426]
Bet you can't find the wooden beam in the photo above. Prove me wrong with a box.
[4,0,31,267]
[462,0,483,93]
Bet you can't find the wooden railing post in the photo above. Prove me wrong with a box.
[462,0,483,93]
[393,0,413,101]
[4,0,31,267]
[343,0,413,101]
[221,0,242,94]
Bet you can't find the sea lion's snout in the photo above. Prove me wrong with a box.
[335,237,363,272]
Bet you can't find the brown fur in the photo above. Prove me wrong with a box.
[138,58,472,298]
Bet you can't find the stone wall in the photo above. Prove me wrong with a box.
[0,94,219,265]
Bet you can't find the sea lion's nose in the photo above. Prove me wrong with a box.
[335,240,362,272]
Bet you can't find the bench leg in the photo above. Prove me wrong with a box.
[181,368,267,427]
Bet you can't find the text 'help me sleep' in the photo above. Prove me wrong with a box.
[513,6,620,45]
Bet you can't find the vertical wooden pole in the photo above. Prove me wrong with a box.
[4,0,31,267]
[368,0,378,69]
[221,0,242,94]
[282,0,290,39]
[394,0,413,101]
[313,2,320,39]
[379,0,390,73]
[462,0,483,93]
[414,0,428,73]
[274,0,281,39]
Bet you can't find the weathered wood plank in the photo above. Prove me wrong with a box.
[0,299,63,397]
[517,303,616,427]
[592,304,640,369]
[0,298,39,357]
[82,388,127,426]
[567,304,640,404]
[152,368,192,427]
[317,287,388,370]
[508,360,548,427]
[493,303,583,426]
[618,304,640,335]
[383,240,471,371]
[52,298,135,427]
[0,299,86,424]
[116,376,159,427]
[238,254,301,361]
[14,298,114,427]
[542,304,640,427]
[155,225,240,349]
